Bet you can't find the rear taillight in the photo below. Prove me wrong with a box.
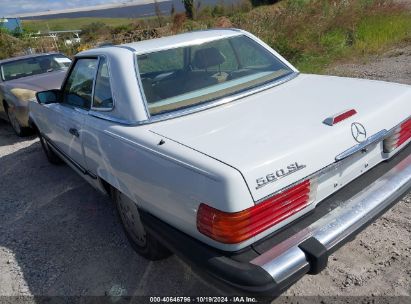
[384,117,411,153]
[197,179,317,244]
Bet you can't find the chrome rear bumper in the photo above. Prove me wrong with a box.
[142,148,411,296]
[250,152,411,285]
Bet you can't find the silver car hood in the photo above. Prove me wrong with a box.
[4,69,67,92]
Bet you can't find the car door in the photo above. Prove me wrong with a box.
[46,57,98,171]
[82,57,115,175]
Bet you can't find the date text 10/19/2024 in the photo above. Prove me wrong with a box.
[149,297,258,303]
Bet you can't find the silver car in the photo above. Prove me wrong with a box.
[0,53,71,136]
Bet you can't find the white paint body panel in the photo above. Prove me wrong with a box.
[29,29,411,251]
[151,74,411,201]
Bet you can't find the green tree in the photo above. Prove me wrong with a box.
[182,0,194,19]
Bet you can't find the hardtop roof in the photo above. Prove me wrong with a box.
[78,29,243,56]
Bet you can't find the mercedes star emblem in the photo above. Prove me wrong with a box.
[351,122,367,143]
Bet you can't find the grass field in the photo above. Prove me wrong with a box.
[295,13,411,72]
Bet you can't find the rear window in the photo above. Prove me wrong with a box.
[0,54,71,81]
[136,35,293,116]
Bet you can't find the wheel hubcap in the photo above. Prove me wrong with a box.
[117,192,147,247]
[7,108,21,134]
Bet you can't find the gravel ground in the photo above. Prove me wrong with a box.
[0,46,410,303]
[326,45,411,85]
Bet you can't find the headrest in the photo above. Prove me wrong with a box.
[192,47,225,69]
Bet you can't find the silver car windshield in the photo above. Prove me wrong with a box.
[136,35,293,116]
[0,54,71,81]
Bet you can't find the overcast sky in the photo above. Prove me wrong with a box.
[0,0,156,16]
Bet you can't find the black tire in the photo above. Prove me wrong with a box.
[38,132,64,165]
[113,189,171,260]
[5,105,30,137]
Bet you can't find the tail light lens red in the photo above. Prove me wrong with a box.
[197,179,317,244]
[384,117,411,153]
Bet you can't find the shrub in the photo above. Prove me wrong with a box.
[214,16,233,28]
[212,4,225,17]
[0,32,25,59]
[81,22,111,43]
[172,13,187,32]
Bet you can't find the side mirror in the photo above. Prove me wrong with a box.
[36,90,61,104]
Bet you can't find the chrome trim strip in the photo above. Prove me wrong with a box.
[250,152,411,284]
[335,129,388,161]
[88,110,135,125]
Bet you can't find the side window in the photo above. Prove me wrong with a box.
[93,57,113,110]
[62,58,97,109]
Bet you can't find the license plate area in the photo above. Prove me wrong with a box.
[314,140,384,204]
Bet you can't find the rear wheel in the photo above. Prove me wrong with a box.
[114,189,171,260]
[38,132,63,164]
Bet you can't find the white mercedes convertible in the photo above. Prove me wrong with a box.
[29,29,411,295]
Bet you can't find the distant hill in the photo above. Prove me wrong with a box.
[20,0,237,20]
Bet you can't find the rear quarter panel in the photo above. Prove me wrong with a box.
[81,115,256,251]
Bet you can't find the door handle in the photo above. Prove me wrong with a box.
[69,128,79,137]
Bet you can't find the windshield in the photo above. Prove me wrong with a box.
[136,35,293,116]
[0,54,71,81]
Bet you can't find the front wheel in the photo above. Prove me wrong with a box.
[114,189,171,260]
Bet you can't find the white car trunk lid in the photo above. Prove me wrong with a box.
[151,74,411,201]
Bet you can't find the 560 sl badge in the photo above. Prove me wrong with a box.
[256,162,306,189]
